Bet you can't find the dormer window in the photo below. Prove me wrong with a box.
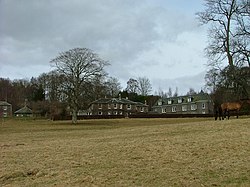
[187,97,193,102]
[168,100,172,105]
[178,98,183,103]
[158,100,162,106]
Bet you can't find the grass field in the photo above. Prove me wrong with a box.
[0,117,250,186]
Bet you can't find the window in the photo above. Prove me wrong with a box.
[202,103,206,109]
[191,104,197,111]
[98,111,102,115]
[178,98,183,103]
[172,106,176,112]
[98,104,102,109]
[182,105,187,111]
[187,97,193,102]
[120,104,123,109]
[3,106,7,111]
[158,101,162,106]
[114,111,118,115]
[140,107,144,112]
[120,111,123,115]
[162,108,167,113]
[127,104,131,110]
[168,100,172,105]
[108,111,111,115]
[114,104,117,109]
[108,104,111,109]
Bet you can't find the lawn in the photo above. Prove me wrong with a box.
[0,117,249,186]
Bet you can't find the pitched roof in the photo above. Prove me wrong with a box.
[0,101,12,106]
[91,97,147,106]
[156,92,212,105]
[14,106,33,114]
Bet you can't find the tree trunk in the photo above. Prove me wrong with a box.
[72,109,77,124]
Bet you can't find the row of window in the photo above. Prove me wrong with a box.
[98,111,124,115]
[161,103,206,113]
[158,97,195,106]
[97,104,131,110]
[97,106,145,115]
[0,106,8,110]
[1,112,8,117]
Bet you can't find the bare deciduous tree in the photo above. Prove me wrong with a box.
[137,77,152,96]
[105,77,122,97]
[50,48,109,124]
[196,0,239,67]
[167,87,173,97]
[197,0,250,68]
[186,88,197,96]
[126,78,139,94]
[205,68,221,93]
[173,87,178,97]
[197,0,250,99]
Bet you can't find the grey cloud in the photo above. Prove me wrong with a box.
[0,0,207,92]
[152,72,206,95]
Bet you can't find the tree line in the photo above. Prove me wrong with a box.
[0,69,155,121]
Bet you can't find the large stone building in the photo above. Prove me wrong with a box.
[89,96,148,116]
[152,91,214,115]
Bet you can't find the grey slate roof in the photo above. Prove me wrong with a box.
[155,92,212,106]
[0,101,12,106]
[91,98,147,106]
[14,106,33,114]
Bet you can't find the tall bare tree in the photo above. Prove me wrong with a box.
[197,0,239,67]
[197,0,250,68]
[197,0,250,99]
[137,77,152,96]
[205,68,221,93]
[105,77,122,97]
[50,48,109,123]
[235,0,250,67]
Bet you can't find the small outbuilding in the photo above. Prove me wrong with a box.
[14,106,33,117]
[0,101,12,117]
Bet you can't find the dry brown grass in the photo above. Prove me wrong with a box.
[0,117,249,186]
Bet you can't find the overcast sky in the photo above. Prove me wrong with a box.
[0,0,208,95]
